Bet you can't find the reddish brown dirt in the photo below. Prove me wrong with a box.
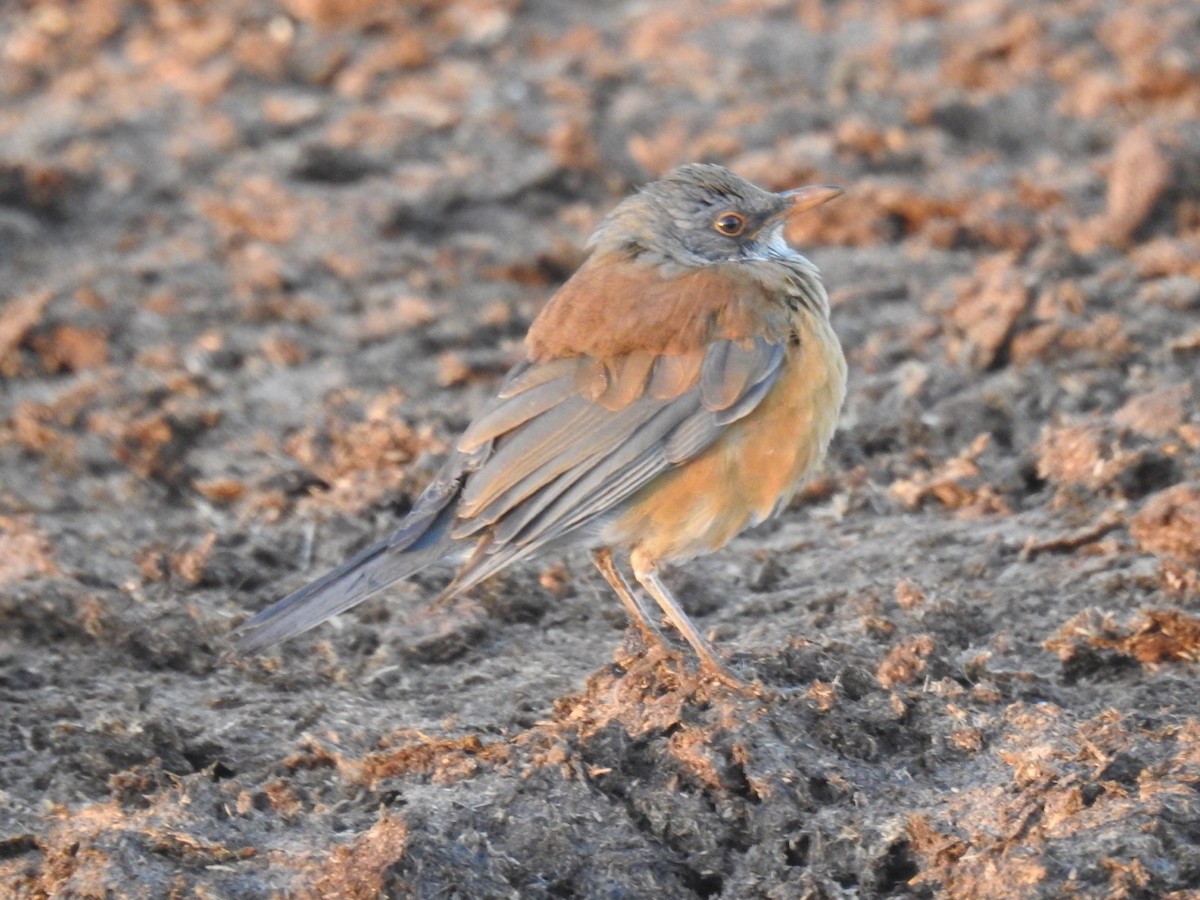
[2,1,1200,897]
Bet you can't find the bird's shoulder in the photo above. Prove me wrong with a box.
[525,251,794,360]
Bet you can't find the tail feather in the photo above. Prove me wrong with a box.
[234,537,452,652]
[236,454,472,652]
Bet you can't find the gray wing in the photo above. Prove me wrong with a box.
[235,335,786,650]
[442,335,787,593]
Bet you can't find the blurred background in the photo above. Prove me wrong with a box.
[2,1,1199,896]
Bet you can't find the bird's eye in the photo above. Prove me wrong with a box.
[713,212,746,237]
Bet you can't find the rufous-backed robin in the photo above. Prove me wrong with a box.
[237,163,846,687]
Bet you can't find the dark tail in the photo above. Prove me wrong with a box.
[235,456,470,652]
[234,537,452,652]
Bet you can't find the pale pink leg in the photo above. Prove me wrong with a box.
[629,549,751,689]
[592,548,665,649]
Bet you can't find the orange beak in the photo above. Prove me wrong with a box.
[782,184,844,215]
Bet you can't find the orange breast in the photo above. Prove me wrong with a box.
[607,312,847,564]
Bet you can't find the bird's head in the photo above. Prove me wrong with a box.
[589,163,841,269]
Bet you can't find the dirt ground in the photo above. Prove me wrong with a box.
[2,0,1199,897]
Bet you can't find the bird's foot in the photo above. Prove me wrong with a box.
[698,659,767,699]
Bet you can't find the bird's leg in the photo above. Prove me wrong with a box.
[629,550,753,691]
[592,548,666,651]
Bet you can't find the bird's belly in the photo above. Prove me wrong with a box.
[607,317,847,564]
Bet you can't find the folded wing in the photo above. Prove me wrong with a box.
[236,331,789,650]
[442,334,787,593]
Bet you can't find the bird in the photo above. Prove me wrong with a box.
[235,163,847,688]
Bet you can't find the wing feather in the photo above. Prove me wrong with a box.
[458,396,615,519]
[595,351,657,410]
[496,357,579,399]
[647,352,704,399]
[443,335,787,592]
[458,372,579,453]
[700,338,784,411]
[454,395,663,532]
[489,392,698,545]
